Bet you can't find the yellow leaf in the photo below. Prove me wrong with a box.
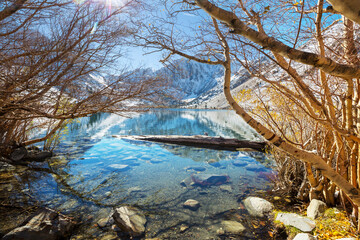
[251,221,259,228]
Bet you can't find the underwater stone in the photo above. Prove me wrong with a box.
[221,220,245,234]
[220,185,232,193]
[183,199,200,211]
[184,166,206,172]
[112,206,146,237]
[97,218,110,229]
[127,186,142,194]
[109,164,130,171]
[180,177,194,188]
[232,160,248,167]
[209,162,221,167]
[244,164,267,172]
[180,224,189,232]
[191,174,230,186]
[150,159,163,164]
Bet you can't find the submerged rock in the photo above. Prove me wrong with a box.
[232,160,248,167]
[180,177,194,188]
[191,173,230,186]
[220,185,232,193]
[150,159,163,164]
[183,199,200,211]
[307,199,327,219]
[97,218,111,229]
[105,191,112,198]
[179,224,189,232]
[2,208,76,240]
[109,164,130,171]
[112,206,146,237]
[245,164,267,172]
[184,166,206,172]
[127,186,142,195]
[243,197,274,217]
[49,155,68,166]
[221,220,245,234]
[276,212,315,232]
[208,162,221,168]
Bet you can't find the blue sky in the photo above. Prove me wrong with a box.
[116,0,341,71]
[119,7,204,71]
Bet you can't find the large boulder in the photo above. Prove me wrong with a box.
[2,208,76,240]
[276,212,315,232]
[112,206,146,237]
[191,173,230,186]
[307,199,327,219]
[243,197,274,217]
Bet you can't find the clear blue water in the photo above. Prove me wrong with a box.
[5,109,275,239]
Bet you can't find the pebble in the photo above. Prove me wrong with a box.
[180,224,189,232]
[183,199,200,211]
[97,218,109,228]
[220,185,232,193]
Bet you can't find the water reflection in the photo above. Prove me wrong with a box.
[1,109,274,239]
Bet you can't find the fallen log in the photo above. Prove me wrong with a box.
[113,135,268,152]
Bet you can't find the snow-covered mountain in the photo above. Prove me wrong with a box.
[122,58,251,106]
[90,22,348,109]
[156,60,223,101]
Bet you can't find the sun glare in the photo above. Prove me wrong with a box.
[73,0,127,8]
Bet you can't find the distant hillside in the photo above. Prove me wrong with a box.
[197,22,348,109]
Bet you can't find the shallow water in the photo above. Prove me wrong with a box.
[1,109,275,239]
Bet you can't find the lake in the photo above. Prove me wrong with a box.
[0,109,275,239]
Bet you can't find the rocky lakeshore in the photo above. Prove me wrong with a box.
[0,137,358,239]
[1,155,358,239]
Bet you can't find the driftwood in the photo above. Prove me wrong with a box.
[113,135,268,152]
